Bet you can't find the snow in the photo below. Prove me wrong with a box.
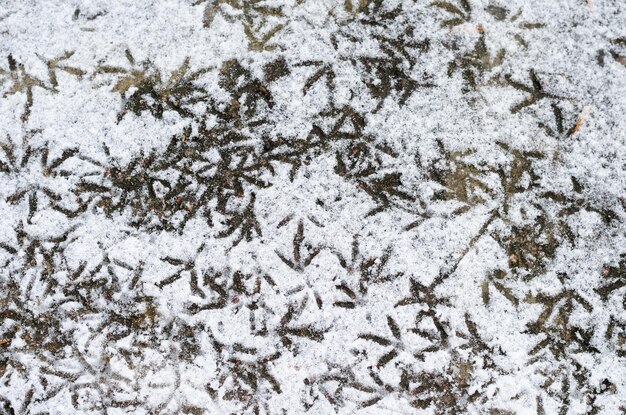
[1,0,626,414]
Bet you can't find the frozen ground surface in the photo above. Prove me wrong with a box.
[0,0,625,414]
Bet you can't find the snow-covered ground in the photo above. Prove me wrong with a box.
[1,0,625,414]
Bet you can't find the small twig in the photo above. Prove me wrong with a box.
[433,209,497,286]
[572,106,591,135]
[0,339,11,346]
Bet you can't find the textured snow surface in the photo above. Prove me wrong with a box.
[0,0,625,414]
